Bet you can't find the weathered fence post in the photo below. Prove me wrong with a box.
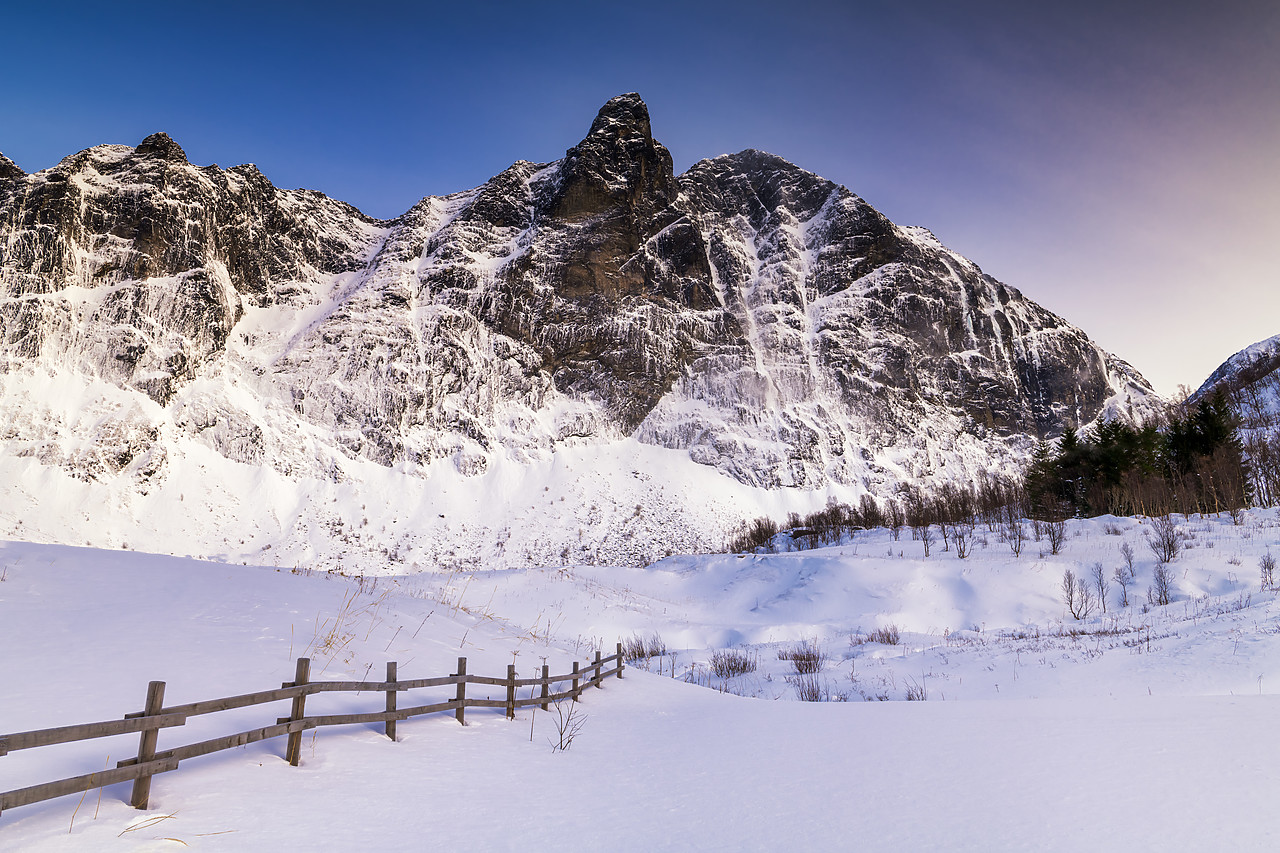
[540,664,550,710]
[130,681,166,809]
[506,664,517,720]
[454,657,467,725]
[572,661,580,701]
[594,650,603,689]
[617,641,624,679]
[385,661,397,741]
[285,657,310,766]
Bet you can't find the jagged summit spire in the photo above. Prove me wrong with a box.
[585,92,653,142]
[134,132,187,163]
[554,93,676,219]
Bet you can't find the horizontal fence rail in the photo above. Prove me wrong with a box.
[0,645,624,817]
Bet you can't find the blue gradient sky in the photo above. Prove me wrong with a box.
[4,1,1277,395]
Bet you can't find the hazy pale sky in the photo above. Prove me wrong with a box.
[4,0,1277,395]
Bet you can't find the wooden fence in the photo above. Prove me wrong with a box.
[0,645,624,816]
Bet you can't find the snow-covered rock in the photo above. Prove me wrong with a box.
[0,94,1159,566]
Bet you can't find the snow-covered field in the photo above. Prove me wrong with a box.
[4,511,1280,850]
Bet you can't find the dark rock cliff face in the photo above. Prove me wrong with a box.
[0,93,1156,491]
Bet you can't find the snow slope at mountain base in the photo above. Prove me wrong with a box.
[5,510,1280,849]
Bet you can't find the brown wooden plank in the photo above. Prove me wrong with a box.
[463,674,508,687]
[598,666,622,680]
[0,757,180,812]
[130,681,167,809]
[463,698,509,709]
[385,662,397,742]
[455,657,467,725]
[118,720,311,767]
[285,657,310,767]
[3,713,187,751]
[512,688,576,708]
[395,699,457,720]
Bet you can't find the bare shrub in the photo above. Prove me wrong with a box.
[1261,551,1277,592]
[1046,520,1067,555]
[710,648,758,678]
[953,525,971,558]
[1062,568,1096,619]
[1145,514,1181,564]
[1120,541,1135,574]
[1005,517,1026,557]
[777,640,826,674]
[787,671,831,702]
[1090,561,1108,613]
[727,517,779,553]
[915,523,934,557]
[868,624,902,645]
[1104,523,1124,535]
[621,632,667,661]
[549,701,587,752]
[904,676,928,701]
[1113,563,1135,607]
[1148,564,1174,606]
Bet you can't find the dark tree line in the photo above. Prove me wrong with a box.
[1024,392,1250,519]
[726,392,1257,556]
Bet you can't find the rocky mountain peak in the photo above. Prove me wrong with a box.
[585,92,653,140]
[134,132,188,163]
[0,152,23,180]
[553,93,677,219]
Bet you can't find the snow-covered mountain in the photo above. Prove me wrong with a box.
[0,94,1157,567]
[1193,333,1280,429]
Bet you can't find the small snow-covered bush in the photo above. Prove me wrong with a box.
[1260,551,1277,591]
[786,671,831,702]
[1146,515,1181,564]
[622,632,667,661]
[868,624,902,646]
[778,640,826,674]
[710,648,757,678]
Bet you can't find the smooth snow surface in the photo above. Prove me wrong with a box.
[4,512,1280,850]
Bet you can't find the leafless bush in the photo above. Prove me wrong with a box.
[1046,520,1067,555]
[1120,541,1135,573]
[1261,551,1277,591]
[904,676,928,701]
[1062,568,1096,619]
[1229,506,1245,525]
[1148,563,1174,606]
[727,517,779,553]
[1145,514,1181,564]
[787,671,831,702]
[777,640,826,674]
[1005,517,1026,557]
[915,523,934,557]
[621,632,667,661]
[953,525,971,558]
[1113,563,1135,607]
[710,648,758,678]
[1104,523,1124,535]
[868,624,902,645]
[1090,561,1108,613]
[549,701,586,752]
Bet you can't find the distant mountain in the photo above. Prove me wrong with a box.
[1193,334,1280,423]
[0,94,1158,568]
